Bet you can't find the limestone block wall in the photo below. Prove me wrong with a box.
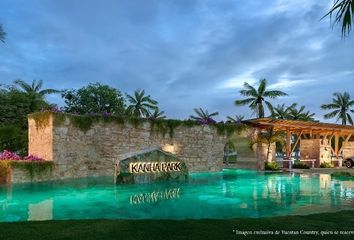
[300,139,331,167]
[342,141,354,160]
[26,114,229,181]
[300,139,320,166]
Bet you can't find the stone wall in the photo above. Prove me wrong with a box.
[23,114,230,182]
[342,141,354,160]
[300,139,332,167]
[11,167,53,183]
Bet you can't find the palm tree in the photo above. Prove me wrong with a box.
[0,24,5,43]
[190,108,218,124]
[235,79,287,118]
[321,92,354,125]
[287,104,315,121]
[272,103,296,119]
[149,108,166,120]
[254,127,285,163]
[126,89,158,118]
[226,115,244,123]
[14,79,59,112]
[322,0,354,37]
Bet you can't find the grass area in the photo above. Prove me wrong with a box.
[0,211,354,240]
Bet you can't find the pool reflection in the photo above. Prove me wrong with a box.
[0,170,353,222]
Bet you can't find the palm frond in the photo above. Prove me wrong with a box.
[347,113,353,125]
[0,24,6,43]
[14,79,32,93]
[321,103,340,110]
[264,101,274,117]
[323,110,340,119]
[39,89,60,95]
[234,98,255,106]
[322,0,354,37]
[257,79,267,95]
[263,90,287,98]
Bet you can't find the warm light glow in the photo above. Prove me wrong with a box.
[163,143,175,153]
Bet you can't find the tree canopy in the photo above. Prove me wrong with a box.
[62,83,125,115]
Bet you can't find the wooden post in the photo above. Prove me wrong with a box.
[286,129,291,159]
[290,130,303,157]
[334,133,339,159]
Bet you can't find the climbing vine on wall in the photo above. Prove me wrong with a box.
[11,161,54,180]
[29,112,249,138]
[0,160,54,182]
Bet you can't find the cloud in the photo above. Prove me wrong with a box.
[0,0,353,122]
[268,78,315,90]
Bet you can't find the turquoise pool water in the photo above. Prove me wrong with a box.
[0,169,353,222]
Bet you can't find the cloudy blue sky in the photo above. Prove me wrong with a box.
[0,0,353,121]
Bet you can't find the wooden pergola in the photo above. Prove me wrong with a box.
[244,118,354,160]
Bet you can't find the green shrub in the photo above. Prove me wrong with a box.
[320,162,334,168]
[292,162,310,169]
[331,172,354,178]
[265,161,278,170]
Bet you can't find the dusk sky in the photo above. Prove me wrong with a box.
[0,0,353,121]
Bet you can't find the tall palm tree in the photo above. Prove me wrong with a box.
[0,24,5,43]
[14,79,59,112]
[287,104,316,121]
[323,0,354,37]
[226,115,244,123]
[321,92,354,125]
[190,108,218,124]
[126,89,158,118]
[149,108,166,120]
[235,79,287,118]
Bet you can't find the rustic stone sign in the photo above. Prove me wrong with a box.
[115,149,188,184]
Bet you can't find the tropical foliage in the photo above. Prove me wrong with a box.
[126,89,158,117]
[323,0,354,37]
[271,103,315,121]
[254,127,285,162]
[62,83,125,115]
[226,115,244,123]
[190,108,218,124]
[271,104,296,119]
[14,79,59,112]
[149,108,166,120]
[287,104,315,121]
[234,79,287,118]
[0,85,51,154]
[321,92,354,125]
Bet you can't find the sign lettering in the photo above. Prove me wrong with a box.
[129,162,182,174]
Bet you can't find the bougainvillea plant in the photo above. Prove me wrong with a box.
[0,150,21,160]
[0,150,44,161]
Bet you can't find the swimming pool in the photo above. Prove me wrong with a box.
[0,169,353,222]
